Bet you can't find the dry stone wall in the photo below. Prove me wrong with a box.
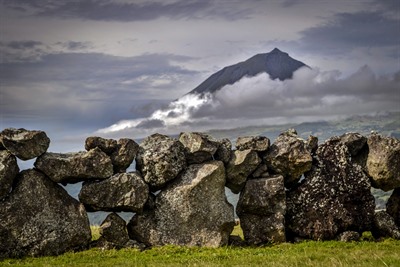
[0,127,399,258]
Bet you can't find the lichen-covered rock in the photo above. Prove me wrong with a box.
[251,163,269,178]
[306,135,318,154]
[286,137,375,241]
[226,149,261,193]
[85,137,138,173]
[339,132,367,156]
[79,172,149,212]
[34,148,113,184]
[337,231,360,242]
[236,176,286,244]
[215,138,232,164]
[128,161,235,247]
[387,188,400,227]
[179,132,219,164]
[365,134,400,191]
[264,129,312,187]
[0,150,19,199]
[0,169,91,258]
[136,133,186,190]
[0,128,50,160]
[371,211,400,240]
[236,136,270,152]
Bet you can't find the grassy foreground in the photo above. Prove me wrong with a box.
[1,226,399,267]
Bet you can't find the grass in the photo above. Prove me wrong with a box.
[1,226,399,267]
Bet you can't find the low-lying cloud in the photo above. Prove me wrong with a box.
[99,65,399,138]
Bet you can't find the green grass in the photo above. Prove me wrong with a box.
[1,226,399,267]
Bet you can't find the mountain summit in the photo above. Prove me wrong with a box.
[188,48,308,95]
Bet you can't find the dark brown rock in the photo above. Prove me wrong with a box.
[136,133,186,190]
[236,136,270,152]
[128,161,235,247]
[34,148,113,184]
[387,188,400,227]
[339,132,367,156]
[306,135,318,154]
[179,132,219,164]
[0,169,91,258]
[85,136,117,154]
[214,138,232,164]
[79,172,149,212]
[0,128,50,160]
[371,211,400,240]
[286,137,375,241]
[0,150,19,199]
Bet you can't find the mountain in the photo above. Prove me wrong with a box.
[188,48,308,95]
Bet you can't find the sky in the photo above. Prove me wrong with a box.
[0,0,399,152]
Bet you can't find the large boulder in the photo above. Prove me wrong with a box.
[226,149,261,193]
[127,161,235,247]
[365,134,400,191]
[286,137,375,241]
[136,133,186,190]
[236,176,286,244]
[0,150,19,199]
[371,211,400,240]
[0,128,50,160]
[34,148,113,184]
[387,188,400,227]
[264,129,312,187]
[79,172,149,212]
[179,132,219,164]
[236,136,270,152]
[0,169,91,258]
[85,136,139,173]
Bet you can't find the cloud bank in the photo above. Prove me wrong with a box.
[98,66,400,138]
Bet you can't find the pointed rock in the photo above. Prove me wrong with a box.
[179,132,219,164]
[0,150,19,199]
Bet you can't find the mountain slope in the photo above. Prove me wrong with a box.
[188,48,308,95]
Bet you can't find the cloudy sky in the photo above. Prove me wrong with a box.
[0,0,399,151]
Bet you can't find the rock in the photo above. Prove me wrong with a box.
[128,161,235,247]
[339,132,367,156]
[387,188,400,227]
[236,136,270,152]
[0,169,91,258]
[228,235,245,246]
[365,134,400,191]
[0,128,50,160]
[214,138,232,164]
[286,137,375,241]
[264,129,312,187]
[79,172,149,212]
[226,149,261,193]
[306,135,318,154]
[251,163,268,178]
[85,137,138,173]
[95,213,131,249]
[337,231,360,242]
[179,132,219,164]
[34,148,113,184]
[0,150,19,199]
[371,211,400,240]
[236,176,286,244]
[136,133,186,190]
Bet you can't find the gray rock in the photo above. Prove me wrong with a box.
[179,132,219,164]
[34,148,113,184]
[95,213,131,249]
[0,169,91,258]
[85,136,117,154]
[372,211,400,240]
[226,149,261,193]
[387,188,400,227]
[236,176,286,244]
[0,128,50,160]
[365,134,400,191]
[337,231,360,242]
[136,133,186,190]
[79,172,149,212]
[264,129,312,187]
[0,150,19,199]
[339,132,367,156]
[251,163,268,178]
[236,136,270,152]
[306,135,318,154]
[215,138,232,164]
[286,137,375,241]
[128,161,235,247]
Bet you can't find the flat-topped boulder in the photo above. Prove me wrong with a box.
[34,148,113,184]
[79,172,149,213]
[236,136,270,152]
[0,169,91,258]
[179,132,220,164]
[0,150,19,199]
[136,133,186,190]
[0,128,50,160]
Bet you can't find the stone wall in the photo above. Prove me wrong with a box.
[0,128,399,258]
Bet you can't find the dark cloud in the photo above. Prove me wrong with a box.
[56,41,93,50]
[4,0,255,21]
[2,40,43,49]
